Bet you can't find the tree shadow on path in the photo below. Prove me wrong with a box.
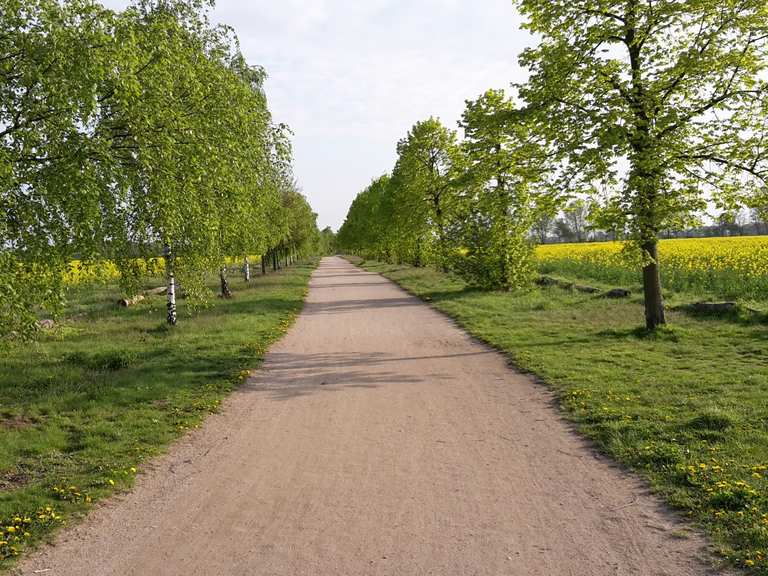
[244,350,490,401]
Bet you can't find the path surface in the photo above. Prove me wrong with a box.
[18,256,720,576]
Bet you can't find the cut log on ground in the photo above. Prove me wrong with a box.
[691,301,738,314]
[536,275,602,295]
[536,276,575,291]
[605,288,631,299]
[535,275,559,287]
[118,287,166,307]
[118,295,145,307]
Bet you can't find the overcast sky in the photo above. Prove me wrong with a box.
[102,1,534,230]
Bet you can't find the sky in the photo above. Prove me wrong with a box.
[101,1,534,230]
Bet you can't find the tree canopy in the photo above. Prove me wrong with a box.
[517,0,768,327]
[1,0,321,337]
[339,0,768,328]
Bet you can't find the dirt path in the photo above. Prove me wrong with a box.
[18,256,721,576]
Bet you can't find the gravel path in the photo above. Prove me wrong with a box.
[17,256,721,575]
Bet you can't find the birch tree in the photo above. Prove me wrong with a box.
[1,0,311,335]
[0,0,118,337]
[104,2,227,318]
[107,1,280,314]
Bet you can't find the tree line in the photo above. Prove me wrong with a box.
[338,0,768,330]
[1,0,323,337]
[534,201,768,243]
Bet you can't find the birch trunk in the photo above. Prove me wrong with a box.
[164,245,177,325]
[244,257,251,282]
[220,266,232,298]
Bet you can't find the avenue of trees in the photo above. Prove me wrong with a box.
[1,0,321,337]
[338,0,768,329]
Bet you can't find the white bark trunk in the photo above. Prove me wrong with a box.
[220,266,232,298]
[244,257,251,282]
[164,245,177,325]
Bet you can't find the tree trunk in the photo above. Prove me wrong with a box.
[414,236,423,268]
[164,245,177,325]
[272,249,278,271]
[641,239,666,330]
[434,198,448,273]
[625,11,666,330]
[244,257,251,282]
[220,266,232,298]
[261,254,267,275]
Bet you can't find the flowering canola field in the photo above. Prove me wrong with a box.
[62,256,260,286]
[535,236,768,299]
[63,259,161,285]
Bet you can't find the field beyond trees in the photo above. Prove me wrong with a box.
[351,256,768,572]
[536,236,768,302]
[0,261,316,566]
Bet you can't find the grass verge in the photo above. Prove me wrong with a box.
[353,257,768,574]
[0,261,316,569]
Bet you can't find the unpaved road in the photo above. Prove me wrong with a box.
[18,256,720,575]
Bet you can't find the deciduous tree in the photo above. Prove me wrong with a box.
[1,0,116,336]
[516,0,768,328]
[458,89,548,288]
[391,118,463,271]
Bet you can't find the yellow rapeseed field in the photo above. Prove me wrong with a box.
[62,256,260,286]
[62,259,162,285]
[535,236,768,299]
[63,260,122,285]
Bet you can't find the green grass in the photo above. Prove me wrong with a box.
[353,257,768,574]
[0,261,316,568]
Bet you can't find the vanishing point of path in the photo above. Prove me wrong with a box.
[19,257,720,575]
